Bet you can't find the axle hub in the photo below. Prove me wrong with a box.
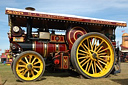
[92,53,97,59]
[27,64,32,70]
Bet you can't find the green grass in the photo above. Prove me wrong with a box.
[0,63,128,85]
[0,64,16,83]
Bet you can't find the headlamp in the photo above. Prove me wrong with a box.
[13,26,20,33]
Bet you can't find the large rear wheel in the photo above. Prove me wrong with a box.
[71,32,115,78]
[13,51,45,81]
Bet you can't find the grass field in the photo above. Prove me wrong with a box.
[0,63,128,85]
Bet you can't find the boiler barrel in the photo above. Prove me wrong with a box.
[33,41,67,57]
[18,41,67,57]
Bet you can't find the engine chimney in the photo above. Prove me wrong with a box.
[25,7,35,41]
[25,7,35,11]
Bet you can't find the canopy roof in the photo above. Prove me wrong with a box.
[5,7,127,27]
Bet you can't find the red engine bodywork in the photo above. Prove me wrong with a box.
[33,41,67,57]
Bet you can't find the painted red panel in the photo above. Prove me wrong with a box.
[66,26,87,49]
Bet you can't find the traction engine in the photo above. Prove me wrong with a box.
[5,7,127,81]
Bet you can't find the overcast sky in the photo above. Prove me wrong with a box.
[0,0,128,54]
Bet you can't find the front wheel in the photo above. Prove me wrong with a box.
[71,32,115,78]
[13,51,45,81]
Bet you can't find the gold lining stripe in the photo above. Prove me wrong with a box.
[73,30,84,40]
[56,44,59,52]
[32,41,35,51]
[35,41,36,51]
[44,43,47,57]
[42,43,44,57]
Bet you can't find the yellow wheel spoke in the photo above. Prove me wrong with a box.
[31,70,34,76]
[87,60,92,72]
[80,44,88,52]
[78,56,89,59]
[18,65,26,67]
[92,61,94,74]
[98,47,109,53]
[98,60,107,65]
[90,40,93,50]
[83,43,89,51]
[95,41,104,51]
[80,58,87,64]
[33,69,38,73]
[97,46,103,53]
[99,56,110,58]
[99,57,107,62]
[18,68,25,72]
[94,40,98,51]
[29,55,32,63]
[22,69,28,76]
[25,57,29,63]
[96,63,102,71]
[81,58,90,67]
[33,61,40,65]
[20,60,27,65]
[78,56,86,59]
[33,66,40,68]
[79,49,89,54]
[27,71,30,77]
[94,61,97,73]
[78,53,86,56]
[32,57,36,64]
[87,39,90,50]
[85,62,89,71]
[98,52,107,56]
[97,61,103,69]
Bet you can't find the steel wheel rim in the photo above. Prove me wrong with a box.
[16,53,43,80]
[76,35,114,77]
